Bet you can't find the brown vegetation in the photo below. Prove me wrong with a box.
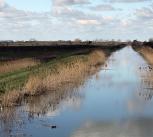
[0,58,39,74]
[0,50,106,107]
[138,47,153,65]
[25,50,106,96]
[0,90,23,107]
[24,50,106,115]
[135,46,153,101]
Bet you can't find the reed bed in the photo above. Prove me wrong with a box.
[24,50,106,115]
[0,50,106,107]
[25,50,106,96]
[139,47,153,65]
[0,58,39,74]
[136,47,153,101]
[0,90,23,107]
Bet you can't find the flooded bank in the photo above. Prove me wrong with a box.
[1,46,153,137]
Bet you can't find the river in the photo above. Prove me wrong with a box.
[1,46,153,137]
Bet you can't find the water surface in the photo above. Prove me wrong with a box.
[1,46,153,137]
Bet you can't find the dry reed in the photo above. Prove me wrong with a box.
[0,90,23,107]
[25,50,106,96]
[139,47,153,65]
[0,58,39,74]
[24,50,106,115]
[0,50,106,107]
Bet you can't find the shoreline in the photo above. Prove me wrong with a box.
[0,49,114,107]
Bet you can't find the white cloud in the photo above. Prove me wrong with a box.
[0,0,152,40]
[52,0,90,6]
[0,1,56,40]
[121,19,131,27]
[107,0,152,3]
[0,0,5,7]
[77,19,100,25]
[135,7,153,20]
[72,120,153,137]
[52,6,85,19]
[89,4,121,11]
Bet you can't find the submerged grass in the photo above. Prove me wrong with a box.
[0,50,106,107]
[0,90,23,107]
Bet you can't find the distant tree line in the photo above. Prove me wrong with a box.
[0,39,125,47]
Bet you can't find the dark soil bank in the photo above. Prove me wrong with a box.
[0,43,125,61]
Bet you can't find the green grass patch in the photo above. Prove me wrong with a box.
[0,51,88,93]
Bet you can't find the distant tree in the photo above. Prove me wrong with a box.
[132,39,143,46]
[149,38,153,43]
[74,38,82,43]
[143,41,148,45]
[133,40,138,43]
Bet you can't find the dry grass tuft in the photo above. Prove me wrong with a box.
[24,76,47,96]
[0,90,23,107]
[88,50,106,66]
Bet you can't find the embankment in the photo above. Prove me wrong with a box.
[0,49,111,107]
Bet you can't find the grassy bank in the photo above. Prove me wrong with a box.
[136,46,153,65]
[0,48,108,107]
[24,50,106,96]
[0,48,93,93]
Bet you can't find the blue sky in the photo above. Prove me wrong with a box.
[0,0,153,41]
[6,0,51,12]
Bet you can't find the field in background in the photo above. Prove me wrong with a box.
[0,58,40,74]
